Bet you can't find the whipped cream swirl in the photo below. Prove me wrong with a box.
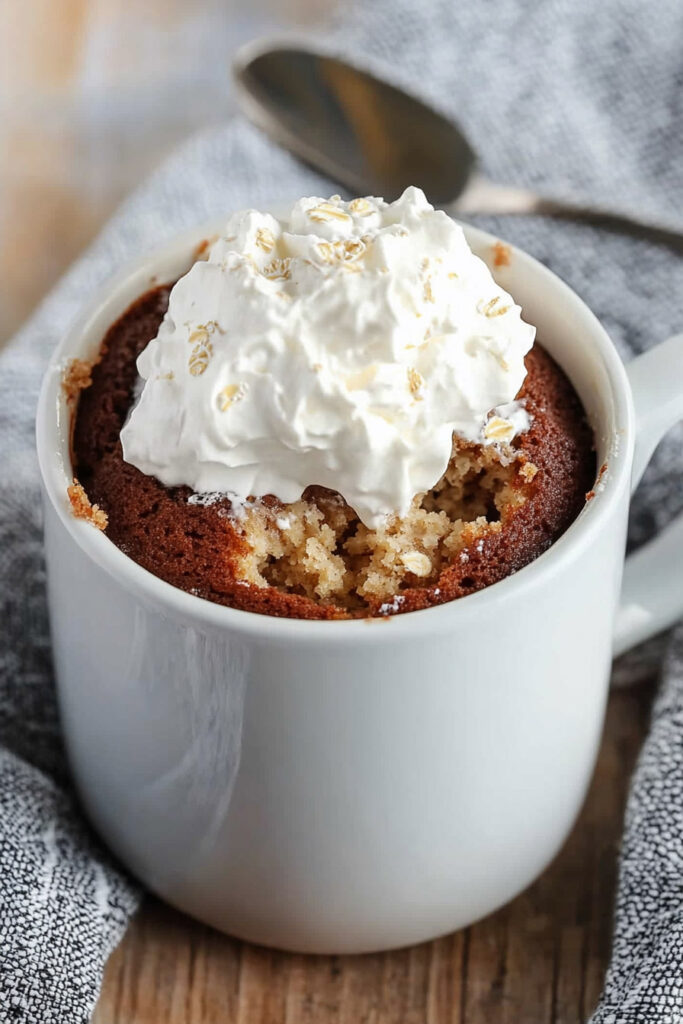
[121,188,535,527]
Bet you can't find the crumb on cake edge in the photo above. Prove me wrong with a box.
[67,479,108,531]
[62,357,97,404]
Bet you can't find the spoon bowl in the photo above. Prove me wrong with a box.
[233,45,475,204]
[234,41,683,250]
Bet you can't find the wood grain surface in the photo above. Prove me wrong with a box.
[0,0,327,344]
[92,685,652,1024]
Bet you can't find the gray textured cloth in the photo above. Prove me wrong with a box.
[1,0,682,1020]
[594,631,683,1024]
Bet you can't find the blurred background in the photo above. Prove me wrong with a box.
[0,0,338,345]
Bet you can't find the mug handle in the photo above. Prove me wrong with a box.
[613,333,683,657]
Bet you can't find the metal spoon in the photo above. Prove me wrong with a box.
[233,42,683,250]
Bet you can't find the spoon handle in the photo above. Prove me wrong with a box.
[451,174,683,251]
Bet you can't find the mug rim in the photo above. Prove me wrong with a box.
[36,214,635,645]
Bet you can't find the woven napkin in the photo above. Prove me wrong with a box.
[1,1,682,1020]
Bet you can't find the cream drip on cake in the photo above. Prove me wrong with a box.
[121,187,535,527]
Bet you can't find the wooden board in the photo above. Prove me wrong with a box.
[93,684,652,1024]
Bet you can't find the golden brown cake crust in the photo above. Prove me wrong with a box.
[72,285,596,620]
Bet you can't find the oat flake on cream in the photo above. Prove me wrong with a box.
[121,187,535,528]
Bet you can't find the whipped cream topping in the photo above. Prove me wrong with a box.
[121,187,535,528]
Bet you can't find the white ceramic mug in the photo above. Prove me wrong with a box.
[37,216,683,954]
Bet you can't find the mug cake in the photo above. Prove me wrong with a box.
[68,188,594,619]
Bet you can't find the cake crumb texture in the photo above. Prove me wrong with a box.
[72,285,595,620]
[62,358,94,404]
[67,480,108,530]
[492,241,512,268]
